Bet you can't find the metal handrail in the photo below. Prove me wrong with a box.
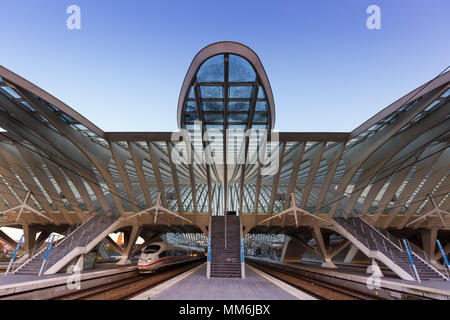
[406,239,448,280]
[5,234,24,275]
[12,232,60,274]
[38,234,56,276]
[359,217,403,251]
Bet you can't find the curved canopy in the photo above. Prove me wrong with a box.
[177,42,275,130]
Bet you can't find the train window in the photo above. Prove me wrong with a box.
[144,245,160,254]
[158,249,172,258]
[174,249,186,256]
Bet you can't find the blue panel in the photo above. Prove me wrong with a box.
[228,101,250,112]
[229,54,256,82]
[253,114,268,122]
[203,101,224,112]
[229,86,253,98]
[197,54,224,82]
[257,86,266,99]
[255,101,268,111]
[200,86,223,98]
[228,113,248,122]
[188,86,195,99]
[205,124,224,130]
[185,101,197,112]
[204,113,223,122]
[0,86,21,99]
[20,101,36,112]
[185,113,199,122]
[228,124,246,130]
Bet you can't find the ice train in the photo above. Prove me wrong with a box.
[137,242,205,273]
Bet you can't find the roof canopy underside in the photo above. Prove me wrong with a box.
[0,46,448,232]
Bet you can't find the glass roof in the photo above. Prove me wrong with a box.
[182,54,270,131]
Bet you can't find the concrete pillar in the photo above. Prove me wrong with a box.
[312,226,337,268]
[117,225,141,265]
[75,254,84,272]
[280,236,305,263]
[344,244,359,264]
[22,224,37,254]
[421,229,443,270]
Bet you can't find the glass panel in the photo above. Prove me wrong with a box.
[197,54,224,82]
[188,86,195,99]
[228,101,250,112]
[58,113,78,123]
[205,124,224,130]
[228,54,256,82]
[228,124,246,130]
[0,86,21,99]
[204,113,223,122]
[228,113,248,123]
[441,88,450,98]
[257,86,266,99]
[203,101,224,112]
[253,114,268,122]
[255,101,268,111]
[229,86,253,98]
[185,113,198,122]
[185,101,197,112]
[20,101,36,112]
[200,86,223,98]
[252,124,267,130]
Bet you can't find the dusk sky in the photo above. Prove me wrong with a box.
[0,0,449,134]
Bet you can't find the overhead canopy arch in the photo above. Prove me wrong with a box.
[177,41,276,130]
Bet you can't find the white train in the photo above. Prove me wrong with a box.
[137,242,205,273]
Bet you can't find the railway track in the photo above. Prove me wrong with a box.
[55,260,204,300]
[247,260,381,300]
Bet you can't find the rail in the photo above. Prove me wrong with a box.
[405,239,448,281]
[239,212,245,279]
[402,239,421,282]
[38,234,56,276]
[5,234,24,275]
[437,239,450,279]
[206,215,212,279]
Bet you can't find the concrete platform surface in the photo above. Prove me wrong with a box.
[0,262,137,296]
[249,258,450,300]
[133,263,315,300]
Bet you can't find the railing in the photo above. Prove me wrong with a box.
[38,235,56,276]
[437,239,450,280]
[5,234,24,276]
[239,212,245,279]
[11,232,62,274]
[206,216,212,279]
[402,239,421,282]
[358,216,403,251]
[404,239,448,280]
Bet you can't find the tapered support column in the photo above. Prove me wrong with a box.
[22,224,37,254]
[421,229,442,270]
[280,236,305,263]
[117,225,141,265]
[344,244,359,264]
[312,226,337,268]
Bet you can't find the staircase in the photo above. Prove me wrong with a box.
[210,216,242,278]
[14,214,119,275]
[334,217,447,281]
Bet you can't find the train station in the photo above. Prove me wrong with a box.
[0,39,448,304]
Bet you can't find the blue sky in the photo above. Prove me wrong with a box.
[0,0,449,134]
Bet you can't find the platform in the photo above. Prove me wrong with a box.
[248,258,450,300]
[0,262,137,299]
[133,263,315,300]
